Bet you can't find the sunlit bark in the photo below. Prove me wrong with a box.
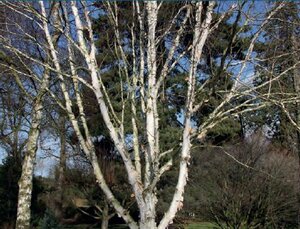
[15,70,50,229]
[1,1,298,228]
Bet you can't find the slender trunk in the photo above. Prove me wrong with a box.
[15,3,59,227]
[145,2,159,184]
[101,202,109,229]
[101,218,109,229]
[40,3,138,227]
[57,116,66,219]
[15,83,48,229]
[158,3,215,228]
[15,151,35,229]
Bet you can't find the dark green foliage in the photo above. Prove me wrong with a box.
[0,156,47,228]
[254,2,300,148]
[31,177,47,227]
[48,142,134,224]
[38,209,61,229]
[88,2,251,150]
[0,156,21,226]
[206,118,242,144]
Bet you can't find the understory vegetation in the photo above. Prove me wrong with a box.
[0,138,298,228]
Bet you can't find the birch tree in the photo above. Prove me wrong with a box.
[0,1,299,229]
[0,2,61,228]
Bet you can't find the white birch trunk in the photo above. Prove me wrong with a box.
[15,72,50,229]
[15,3,62,227]
[158,3,215,228]
[40,2,139,228]
[138,3,159,228]
[2,2,291,229]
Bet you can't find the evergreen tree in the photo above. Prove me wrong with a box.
[0,156,21,227]
[88,2,251,147]
[255,2,300,148]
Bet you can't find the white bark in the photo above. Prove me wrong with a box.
[15,2,61,227]
[145,1,159,188]
[15,70,50,229]
[159,2,215,228]
[40,2,139,228]
[1,2,295,229]
[70,2,145,218]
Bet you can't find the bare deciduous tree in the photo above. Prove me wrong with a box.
[0,1,299,229]
[0,2,61,228]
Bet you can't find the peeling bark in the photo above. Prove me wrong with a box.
[158,2,215,228]
[15,3,61,227]
[0,2,291,229]
[15,71,50,229]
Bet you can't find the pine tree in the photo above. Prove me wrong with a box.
[255,2,300,149]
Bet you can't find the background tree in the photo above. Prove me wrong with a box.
[0,2,62,228]
[255,2,300,148]
[254,3,300,224]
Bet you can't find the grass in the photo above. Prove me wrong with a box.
[185,222,218,229]
[62,222,217,229]
[62,224,128,229]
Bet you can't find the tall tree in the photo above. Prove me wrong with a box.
[259,2,300,225]
[255,2,300,226]
[255,2,300,145]
[0,1,293,228]
[0,2,62,228]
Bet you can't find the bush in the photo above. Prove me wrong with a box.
[38,209,61,229]
[182,140,298,228]
[0,156,21,226]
